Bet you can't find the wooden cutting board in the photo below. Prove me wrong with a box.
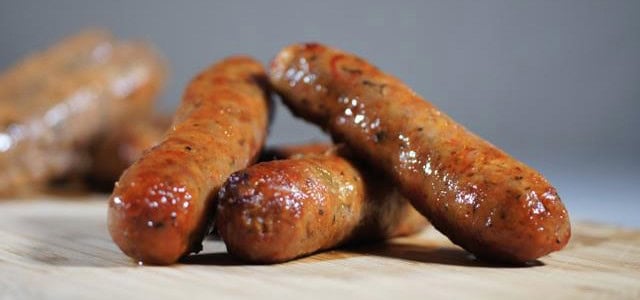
[0,197,638,299]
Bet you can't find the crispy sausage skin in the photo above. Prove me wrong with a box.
[216,144,428,263]
[269,43,570,263]
[108,56,270,265]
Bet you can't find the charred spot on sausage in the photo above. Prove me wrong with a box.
[362,79,387,95]
[341,66,363,75]
[373,131,386,143]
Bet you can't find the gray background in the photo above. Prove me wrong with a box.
[1,0,639,227]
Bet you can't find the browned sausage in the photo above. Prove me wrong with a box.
[108,56,271,265]
[216,144,428,263]
[0,30,165,197]
[258,142,332,161]
[269,43,570,263]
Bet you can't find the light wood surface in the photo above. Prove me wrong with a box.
[0,197,638,299]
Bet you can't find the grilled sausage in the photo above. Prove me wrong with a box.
[0,30,165,196]
[216,144,428,263]
[269,43,570,263]
[108,56,271,265]
[258,142,331,161]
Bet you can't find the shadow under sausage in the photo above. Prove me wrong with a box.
[342,241,544,268]
[182,248,362,266]
[181,252,246,266]
[181,239,543,268]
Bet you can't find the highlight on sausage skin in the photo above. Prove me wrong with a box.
[216,144,428,263]
[108,56,271,265]
[269,43,570,263]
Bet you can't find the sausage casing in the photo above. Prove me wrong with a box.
[108,56,270,265]
[216,144,428,263]
[269,43,570,263]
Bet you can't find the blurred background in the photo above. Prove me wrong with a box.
[1,0,638,227]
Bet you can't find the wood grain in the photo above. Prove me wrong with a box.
[0,197,638,299]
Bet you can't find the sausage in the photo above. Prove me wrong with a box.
[108,56,271,265]
[269,43,570,263]
[216,143,428,263]
[258,142,331,161]
[0,29,165,197]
